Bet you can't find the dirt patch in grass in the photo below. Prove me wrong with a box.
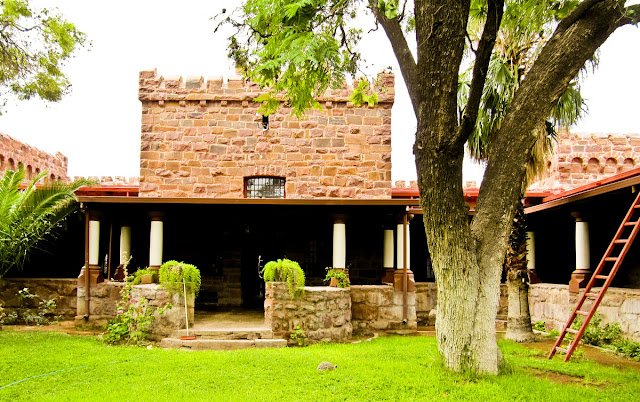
[525,367,610,387]
[523,337,640,371]
[2,320,103,336]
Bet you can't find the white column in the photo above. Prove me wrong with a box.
[149,219,163,268]
[396,223,410,269]
[575,220,590,270]
[526,231,535,270]
[333,220,346,269]
[383,229,394,268]
[120,226,131,264]
[89,220,100,266]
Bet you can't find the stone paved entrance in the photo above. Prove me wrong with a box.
[159,309,287,350]
[191,309,266,330]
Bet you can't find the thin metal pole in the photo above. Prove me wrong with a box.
[403,211,408,322]
[84,209,90,320]
[107,221,113,280]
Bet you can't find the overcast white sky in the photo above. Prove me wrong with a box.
[0,1,638,183]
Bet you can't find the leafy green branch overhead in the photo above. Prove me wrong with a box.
[0,0,86,114]
[217,0,367,116]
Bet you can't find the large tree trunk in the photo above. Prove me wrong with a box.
[417,136,505,374]
[408,0,637,375]
[505,201,535,342]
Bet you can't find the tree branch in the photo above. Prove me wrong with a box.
[370,3,420,115]
[618,4,640,27]
[471,0,630,268]
[453,0,504,148]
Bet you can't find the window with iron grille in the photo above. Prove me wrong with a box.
[245,176,285,199]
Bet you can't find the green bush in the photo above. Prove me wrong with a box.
[104,280,172,345]
[262,258,305,298]
[569,315,622,346]
[159,260,201,297]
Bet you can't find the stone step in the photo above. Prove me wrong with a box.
[159,338,287,350]
[170,328,274,340]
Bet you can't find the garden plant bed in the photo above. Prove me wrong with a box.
[2,330,640,400]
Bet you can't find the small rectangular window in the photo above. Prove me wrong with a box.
[245,176,285,199]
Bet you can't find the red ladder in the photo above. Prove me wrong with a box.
[548,191,640,362]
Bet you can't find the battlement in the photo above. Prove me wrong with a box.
[531,131,640,191]
[138,69,395,199]
[0,132,68,180]
[138,69,395,104]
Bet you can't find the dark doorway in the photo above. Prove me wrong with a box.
[240,218,286,309]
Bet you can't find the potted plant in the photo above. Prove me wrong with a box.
[159,260,201,297]
[325,267,350,288]
[131,268,156,285]
[262,258,305,298]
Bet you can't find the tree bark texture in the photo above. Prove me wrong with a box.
[406,0,636,375]
[505,202,535,343]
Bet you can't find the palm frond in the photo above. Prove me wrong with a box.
[0,170,93,278]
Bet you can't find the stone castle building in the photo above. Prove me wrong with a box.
[138,69,393,199]
[0,132,68,180]
[531,130,640,191]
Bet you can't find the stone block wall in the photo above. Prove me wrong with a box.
[76,282,193,339]
[414,282,508,326]
[264,282,352,344]
[415,282,437,326]
[350,285,416,335]
[531,131,640,190]
[0,278,77,318]
[529,283,640,341]
[0,132,68,180]
[138,69,394,198]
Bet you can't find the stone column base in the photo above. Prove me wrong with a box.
[77,265,104,287]
[569,269,591,293]
[393,270,416,292]
[382,267,395,284]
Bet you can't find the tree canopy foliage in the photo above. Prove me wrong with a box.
[219,0,640,375]
[0,0,86,113]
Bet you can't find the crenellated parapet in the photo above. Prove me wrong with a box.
[531,130,640,191]
[0,132,68,180]
[138,69,395,104]
[138,68,395,199]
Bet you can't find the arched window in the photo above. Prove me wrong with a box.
[8,158,15,170]
[245,176,285,199]
[26,165,33,179]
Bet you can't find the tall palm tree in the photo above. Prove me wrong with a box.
[461,0,588,342]
[0,169,93,278]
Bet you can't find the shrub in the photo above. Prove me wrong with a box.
[532,321,546,332]
[262,258,305,298]
[289,325,308,347]
[104,278,172,345]
[159,260,201,297]
[569,315,622,346]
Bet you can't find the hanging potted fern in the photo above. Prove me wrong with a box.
[261,258,305,298]
[159,260,201,298]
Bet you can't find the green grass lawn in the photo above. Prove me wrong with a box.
[1,331,639,401]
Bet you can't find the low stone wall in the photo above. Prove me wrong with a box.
[414,282,508,326]
[0,278,77,318]
[529,283,640,341]
[76,282,193,339]
[264,282,352,344]
[415,283,436,326]
[351,285,416,335]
